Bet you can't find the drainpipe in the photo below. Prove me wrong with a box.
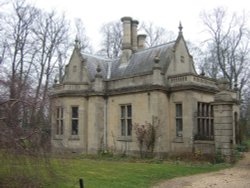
[104,96,108,150]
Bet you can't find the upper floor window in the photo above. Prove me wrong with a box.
[195,102,214,140]
[71,106,79,135]
[120,104,132,137]
[176,103,183,137]
[56,107,64,135]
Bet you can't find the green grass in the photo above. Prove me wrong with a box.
[0,152,230,188]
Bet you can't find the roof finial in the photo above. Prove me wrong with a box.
[95,64,103,78]
[74,35,80,49]
[96,64,101,73]
[178,21,183,34]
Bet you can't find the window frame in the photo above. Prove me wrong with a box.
[119,104,132,139]
[175,103,183,137]
[195,102,214,141]
[55,106,64,135]
[71,106,79,135]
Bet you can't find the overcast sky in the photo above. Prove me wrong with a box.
[26,0,249,51]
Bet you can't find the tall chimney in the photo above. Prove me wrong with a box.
[137,34,147,50]
[131,20,139,52]
[120,17,132,64]
[121,17,132,50]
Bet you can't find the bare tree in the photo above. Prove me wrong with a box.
[140,22,176,47]
[200,7,250,96]
[30,10,71,126]
[0,0,89,186]
[0,0,39,128]
[74,18,92,53]
[98,20,123,59]
[98,20,175,58]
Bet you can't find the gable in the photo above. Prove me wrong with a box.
[166,36,197,76]
[63,48,90,83]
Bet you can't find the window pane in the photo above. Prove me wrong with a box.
[127,105,132,118]
[197,103,199,116]
[57,108,60,118]
[211,105,214,117]
[61,108,64,118]
[72,120,78,135]
[121,119,125,136]
[211,120,214,136]
[72,107,78,118]
[176,104,182,117]
[121,106,125,118]
[56,120,60,135]
[61,120,64,135]
[127,119,132,136]
[176,119,183,136]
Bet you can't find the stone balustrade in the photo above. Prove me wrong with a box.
[168,74,216,88]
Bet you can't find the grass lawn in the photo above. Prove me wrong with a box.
[0,152,230,188]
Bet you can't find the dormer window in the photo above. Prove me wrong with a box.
[181,56,185,63]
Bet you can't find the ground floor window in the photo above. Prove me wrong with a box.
[120,104,132,137]
[56,107,64,135]
[195,102,214,140]
[71,106,79,135]
[175,103,183,137]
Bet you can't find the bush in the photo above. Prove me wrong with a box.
[236,143,248,152]
[214,150,225,164]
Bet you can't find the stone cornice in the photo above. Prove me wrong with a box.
[50,81,219,98]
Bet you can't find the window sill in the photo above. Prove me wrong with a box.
[173,136,183,143]
[194,140,214,144]
[69,135,80,140]
[117,136,132,142]
[53,135,63,140]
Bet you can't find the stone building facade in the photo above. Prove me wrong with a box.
[50,17,240,161]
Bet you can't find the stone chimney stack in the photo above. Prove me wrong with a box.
[137,34,147,50]
[120,17,132,64]
[131,20,139,52]
[121,17,132,50]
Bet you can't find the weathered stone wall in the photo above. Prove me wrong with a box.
[106,91,170,155]
[213,88,239,162]
[51,97,88,152]
[169,90,215,153]
[87,96,105,153]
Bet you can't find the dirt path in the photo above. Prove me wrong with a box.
[153,152,250,188]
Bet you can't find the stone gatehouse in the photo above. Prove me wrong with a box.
[50,17,240,161]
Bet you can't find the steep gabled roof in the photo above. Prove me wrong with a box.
[110,41,175,79]
[79,41,175,81]
[79,52,112,81]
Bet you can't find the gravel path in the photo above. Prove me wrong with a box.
[153,152,250,188]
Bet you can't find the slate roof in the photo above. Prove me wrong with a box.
[80,52,112,81]
[80,41,175,81]
[110,41,175,79]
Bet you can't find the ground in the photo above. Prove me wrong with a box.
[153,152,250,188]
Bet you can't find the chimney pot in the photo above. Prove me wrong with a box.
[121,17,132,50]
[137,34,147,50]
[131,20,139,52]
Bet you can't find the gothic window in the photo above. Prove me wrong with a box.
[176,103,183,137]
[195,102,214,140]
[56,107,64,135]
[120,104,132,137]
[71,106,79,135]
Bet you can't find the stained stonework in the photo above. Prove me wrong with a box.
[50,17,239,160]
[213,89,239,162]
